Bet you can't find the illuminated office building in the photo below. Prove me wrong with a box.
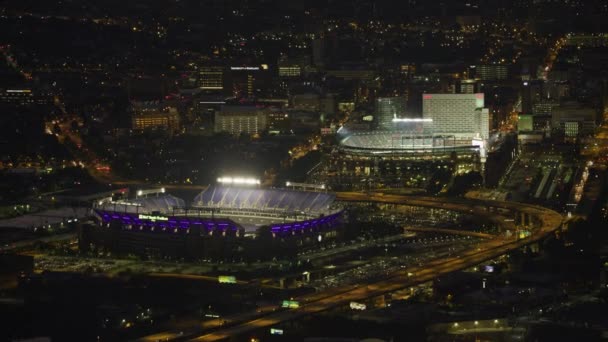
[131,102,180,133]
[214,105,268,136]
[227,65,271,98]
[198,66,224,90]
[375,97,407,130]
[278,65,301,77]
[551,103,597,138]
[475,64,508,81]
[422,93,489,140]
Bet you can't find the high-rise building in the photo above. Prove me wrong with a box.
[458,79,478,94]
[131,101,180,133]
[325,68,376,84]
[565,33,608,47]
[214,105,268,136]
[522,80,545,114]
[0,88,52,106]
[198,66,224,90]
[278,65,301,77]
[227,65,271,98]
[532,101,559,116]
[551,103,597,139]
[422,93,489,139]
[375,97,407,130]
[312,38,326,68]
[475,64,508,81]
[278,56,304,78]
[400,64,416,78]
[246,74,254,97]
[267,111,290,134]
[291,93,321,111]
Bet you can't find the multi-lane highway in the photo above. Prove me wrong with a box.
[403,227,495,239]
[136,192,562,342]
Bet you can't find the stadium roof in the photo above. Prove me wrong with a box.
[97,194,185,215]
[193,186,335,214]
[339,131,480,153]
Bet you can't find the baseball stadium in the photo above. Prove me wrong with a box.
[320,124,486,191]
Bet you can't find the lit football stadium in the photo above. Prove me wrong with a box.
[84,185,343,259]
[95,186,340,233]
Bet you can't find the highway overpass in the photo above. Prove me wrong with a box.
[137,192,563,342]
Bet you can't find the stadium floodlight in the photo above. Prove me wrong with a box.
[217,177,261,185]
[285,182,326,191]
[391,118,433,122]
[136,188,166,197]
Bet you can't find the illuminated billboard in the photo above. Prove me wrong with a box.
[138,214,168,222]
[230,66,260,71]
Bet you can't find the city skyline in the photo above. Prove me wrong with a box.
[0,1,606,341]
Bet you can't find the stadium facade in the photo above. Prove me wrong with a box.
[323,131,483,191]
[80,186,343,260]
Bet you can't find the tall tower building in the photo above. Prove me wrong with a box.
[247,74,255,97]
[312,38,326,68]
[375,97,407,130]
